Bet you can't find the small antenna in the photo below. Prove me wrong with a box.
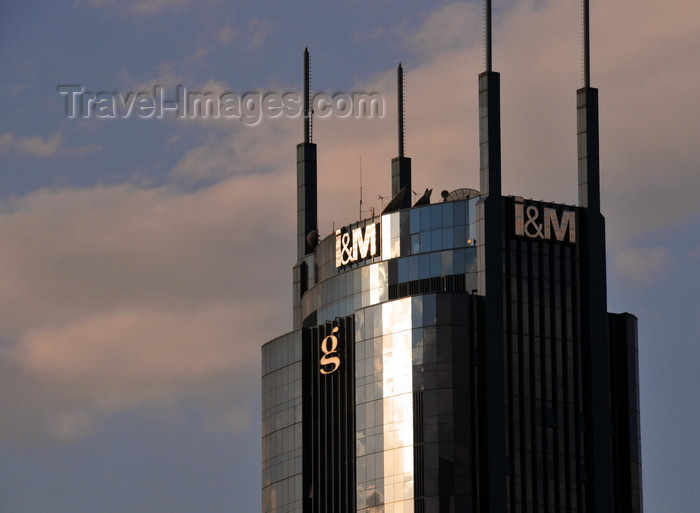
[391,63,412,209]
[304,48,312,143]
[398,63,405,157]
[485,0,493,72]
[359,156,363,220]
[582,0,591,87]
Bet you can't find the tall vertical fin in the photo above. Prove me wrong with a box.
[479,0,501,197]
[398,63,405,158]
[577,4,613,513]
[476,2,507,511]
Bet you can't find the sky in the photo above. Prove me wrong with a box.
[0,0,698,512]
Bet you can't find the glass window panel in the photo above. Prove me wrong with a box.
[391,212,400,238]
[410,207,420,233]
[430,252,442,276]
[408,255,419,280]
[430,205,442,229]
[453,226,466,246]
[339,275,347,297]
[430,229,442,251]
[373,308,383,336]
[411,234,420,254]
[454,200,466,225]
[399,209,410,233]
[411,296,423,326]
[442,226,454,249]
[423,295,436,326]
[454,249,466,273]
[419,207,431,231]
[382,214,392,261]
[418,254,430,279]
[421,231,431,252]
[398,258,408,282]
[466,248,478,273]
[390,236,401,258]
[442,201,454,227]
[355,292,363,311]
[441,250,454,275]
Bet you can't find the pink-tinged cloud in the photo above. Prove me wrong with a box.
[2,0,698,445]
[0,132,63,157]
[0,171,294,443]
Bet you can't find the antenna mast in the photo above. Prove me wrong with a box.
[303,48,312,143]
[359,156,363,220]
[391,63,412,209]
[297,48,318,259]
[583,0,591,87]
[485,0,493,72]
[398,63,405,158]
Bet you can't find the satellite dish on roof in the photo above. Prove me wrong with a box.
[413,188,432,207]
[444,188,480,201]
[381,188,407,215]
[306,229,319,249]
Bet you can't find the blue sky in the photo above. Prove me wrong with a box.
[1,1,699,512]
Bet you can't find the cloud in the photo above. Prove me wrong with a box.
[123,62,189,94]
[80,0,213,16]
[408,1,483,59]
[9,304,265,416]
[0,132,101,158]
[0,169,295,443]
[170,115,298,182]
[216,26,237,45]
[3,0,699,447]
[245,18,273,50]
[0,132,63,157]
[614,246,671,286]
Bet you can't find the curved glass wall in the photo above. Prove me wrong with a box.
[301,198,479,326]
[264,196,482,513]
[261,332,304,513]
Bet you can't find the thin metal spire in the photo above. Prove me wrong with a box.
[391,62,411,209]
[485,0,493,72]
[303,48,311,143]
[359,156,363,220]
[398,63,405,158]
[297,47,318,259]
[583,0,590,87]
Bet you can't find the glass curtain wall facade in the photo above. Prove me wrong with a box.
[262,193,642,513]
[263,199,485,513]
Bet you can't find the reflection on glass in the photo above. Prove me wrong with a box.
[356,298,415,512]
[382,212,392,261]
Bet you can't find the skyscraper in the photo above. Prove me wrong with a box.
[261,4,642,512]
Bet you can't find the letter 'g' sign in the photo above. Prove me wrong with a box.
[319,326,341,375]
